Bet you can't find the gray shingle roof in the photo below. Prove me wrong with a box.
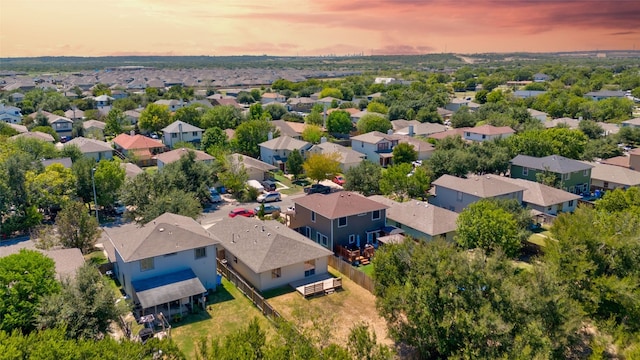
[586,161,640,186]
[433,174,525,198]
[65,137,113,153]
[104,213,219,262]
[210,217,333,273]
[259,135,310,151]
[496,177,581,207]
[162,120,203,133]
[294,191,388,219]
[510,155,593,174]
[368,196,458,236]
[230,153,277,172]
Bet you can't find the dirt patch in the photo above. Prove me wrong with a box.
[268,267,392,348]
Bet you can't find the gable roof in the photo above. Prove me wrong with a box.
[161,120,203,133]
[294,191,388,219]
[467,124,515,136]
[230,153,277,172]
[427,127,468,140]
[121,162,144,178]
[103,212,219,262]
[585,161,640,186]
[309,142,365,165]
[65,136,113,153]
[112,133,164,150]
[433,174,525,198]
[82,120,106,130]
[210,217,333,273]
[41,157,73,169]
[259,135,310,151]
[271,120,300,138]
[622,118,640,126]
[510,154,593,173]
[496,177,581,207]
[10,131,55,142]
[155,148,213,165]
[6,123,28,133]
[368,196,458,237]
[395,122,447,136]
[351,131,400,145]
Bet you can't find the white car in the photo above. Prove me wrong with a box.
[257,192,281,203]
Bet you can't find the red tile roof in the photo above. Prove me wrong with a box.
[112,134,164,150]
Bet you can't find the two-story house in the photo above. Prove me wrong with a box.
[509,154,594,194]
[102,213,219,315]
[0,104,23,124]
[155,148,213,169]
[463,125,515,142]
[429,174,525,213]
[259,135,311,171]
[30,111,74,138]
[289,191,388,251]
[351,131,434,167]
[308,140,365,172]
[94,94,114,108]
[64,137,114,161]
[161,120,204,148]
[496,177,581,215]
[210,217,333,292]
[112,133,166,167]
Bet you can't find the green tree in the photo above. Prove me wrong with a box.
[301,124,324,144]
[535,167,559,187]
[451,106,477,128]
[56,200,100,254]
[31,125,59,142]
[172,104,203,127]
[104,108,126,136]
[232,119,275,158]
[305,110,324,127]
[391,143,417,164]
[286,149,304,180]
[366,101,388,115]
[456,199,521,257]
[379,163,413,201]
[37,263,120,340]
[344,161,382,196]
[264,103,287,120]
[319,87,343,99]
[94,158,126,207]
[141,189,202,223]
[249,103,270,121]
[91,83,111,97]
[406,166,431,200]
[138,103,171,133]
[200,105,243,130]
[219,155,249,194]
[250,89,262,102]
[326,110,353,134]
[578,120,604,139]
[303,153,341,183]
[26,163,76,214]
[356,114,392,134]
[202,127,229,153]
[0,250,60,333]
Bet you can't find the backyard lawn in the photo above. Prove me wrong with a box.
[358,263,375,277]
[171,278,277,359]
[273,174,304,196]
[267,267,392,348]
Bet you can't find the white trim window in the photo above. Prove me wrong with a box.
[311,211,316,222]
[316,232,328,246]
[338,217,347,227]
[140,257,154,272]
[303,226,311,238]
[457,191,463,202]
[371,210,381,220]
[348,234,356,244]
[194,247,207,259]
[272,268,281,278]
[522,167,528,176]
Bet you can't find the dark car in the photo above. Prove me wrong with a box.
[254,204,281,215]
[304,184,332,194]
[261,180,277,192]
[229,208,255,218]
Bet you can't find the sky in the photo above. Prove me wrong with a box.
[1,0,639,57]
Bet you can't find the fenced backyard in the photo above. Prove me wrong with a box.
[328,255,375,293]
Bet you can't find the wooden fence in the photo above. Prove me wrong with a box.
[216,259,282,321]
[328,255,375,293]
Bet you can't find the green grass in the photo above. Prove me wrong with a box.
[273,174,305,196]
[84,250,108,266]
[528,233,549,247]
[144,166,158,174]
[171,278,277,359]
[358,263,375,277]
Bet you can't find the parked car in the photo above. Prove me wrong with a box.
[254,204,281,215]
[257,191,282,203]
[332,175,345,186]
[261,180,277,192]
[229,208,255,218]
[304,184,332,194]
[209,187,222,203]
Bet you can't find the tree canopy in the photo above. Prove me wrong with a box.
[138,103,172,133]
[326,110,353,134]
[303,153,341,183]
[356,114,392,134]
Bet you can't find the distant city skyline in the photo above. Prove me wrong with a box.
[1,0,639,57]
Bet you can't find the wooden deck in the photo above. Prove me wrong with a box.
[289,273,342,298]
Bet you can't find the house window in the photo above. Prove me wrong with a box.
[140,257,154,272]
[457,191,463,201]
[171,133,178,138]
[316,232,328,246]
[192,131,198,136]
[603,181,609,188]
[465,132,470,137]
[349,234,356,244]
[233,256,238,263]
[563,173,571,181]
[304,259,316,277]
[311,211,316,222]
[482,134,486,139]
[568,200,575,207]
[272,268,281,278]
[522,167,528,176]
[195,247,207,259]
[338,217,347,227]
[361,142,364,148]
[372,210,381,220]
[164,252,177,257]
[303,226,311,238]
[377,142,389,151]
[583,169,589,177]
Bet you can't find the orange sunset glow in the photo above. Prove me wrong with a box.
[1,0,639,57]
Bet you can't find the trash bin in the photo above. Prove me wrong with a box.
[216,274,222,286]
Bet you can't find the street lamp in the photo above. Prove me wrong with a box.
[91,168,99,223]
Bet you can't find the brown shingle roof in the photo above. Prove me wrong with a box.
[433,174,525,198]
[294,191,388,219]
[155,148,213,165]
[369,196,458,237]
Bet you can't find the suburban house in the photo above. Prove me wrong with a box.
[6,123,28,133]
[601,148,640,170]
[584,90,626,101]
[161,120,204,148]
[271,120,302,139]
[509,154,593,194]
[496,177,581,216]
[463,125,515,142]
[229,153,277,181]
[316,97,341,108]
[64,137,114,161]
[124,110,142,125]
[64,109,85,121]
[286,97,315,113]
[259,135,311,171]
[528,109,548,122]
[392,121,447,137]
[368,195,458,242]
[82,120,106,139]
[112,133,166,167]
[260,92,286,104]
[1,243,85,280]
[209,217,333,292]
[94,94,114,108]
[121,162,144,179]
[308,140,365,172]
[31,111,74,138]
[585,161,640,191]
[0,104,23,124]
[429,174,525,213]
[41,157,73,169]
[289,191,388,251]
[621,118,640,128]
[10,92,25,103]
[533,73,551,82]
[154,99,183,112]
[155,148,214,169]
[10,131,55,143]
[428,127,467,141]
[351,131,434,167]
[445,98,480,112]
[514,90,547,99]
[102,213,219,315]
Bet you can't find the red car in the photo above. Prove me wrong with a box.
[332,175,346,186]
[229,208,255,218]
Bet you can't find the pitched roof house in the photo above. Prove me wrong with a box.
[210,217,333,292]
[112,134,166,166]
[229,153,277,181]
[161,120,204,148]
[103,213,219,313]
[462,125,515,142]
[10,131,56,143]
[430,174,525,213]
[64,137,114,161]
[585,161,640,191]
[259,135,311,171]
[351,131,434,167]
[510,154,593,194]
[289,191,388,251]
[308,140,365,172]
[155,148,214,169]
[496,177,581,215]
